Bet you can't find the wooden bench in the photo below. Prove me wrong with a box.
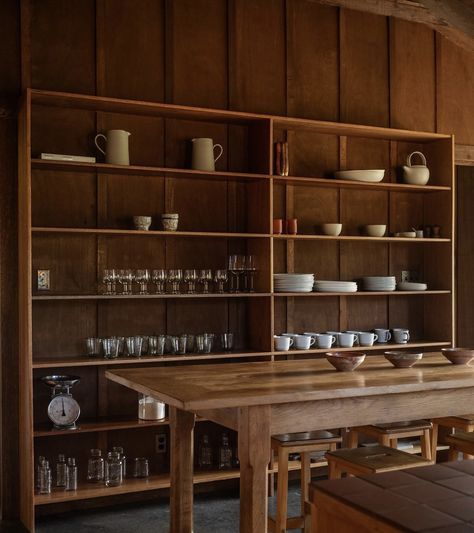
[446,431,474,460]
[432,414,474,460]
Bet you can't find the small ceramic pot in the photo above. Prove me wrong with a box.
[161,213,179,232]
[133,216,152,231]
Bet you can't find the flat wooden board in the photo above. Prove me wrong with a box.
[106,353,474,410]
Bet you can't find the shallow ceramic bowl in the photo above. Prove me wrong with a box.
[441,348,474,365]
[364,224,386,237]
[334,170,385,183]
[326,352,366,372]
[384,351,423,368]
[321,223,342,236]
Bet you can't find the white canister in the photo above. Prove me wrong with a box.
[191,138,223,171]
[138,394,166,420]
[95,129,131,166]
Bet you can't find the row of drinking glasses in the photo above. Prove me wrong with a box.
[86,333,234,358]
[227,255,257,292]
[102,269,229,295]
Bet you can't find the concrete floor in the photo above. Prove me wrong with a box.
[34,484,304,533]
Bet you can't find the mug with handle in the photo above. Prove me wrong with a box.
[191,138,223,171]
[392,328,410,344]
[94,129,131,166]
[374,328,391,343]
[274,335,293,351]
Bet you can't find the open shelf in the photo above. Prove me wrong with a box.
[32,158,269,182]
[34,459,327,506]
[273,291,451,297]
[32,227,271,239]
[32,293,272,301]
[32,351,273,369]
[272,174,451,192]
[273,234,451,243]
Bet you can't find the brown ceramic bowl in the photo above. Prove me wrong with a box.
[384,351,423,368]
[441,348,474,365]
[326,352,366,372]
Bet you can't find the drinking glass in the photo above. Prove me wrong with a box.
[196,333,214,354]
[156,334,166,355]
[168,336,179,354]
[245,255,257,293]
[186,334,195,353]
[86,337,102,357]
[177,334,188,355]
[221,333,234,352]
[214,269,228,293]
[118,269,134,295]
[228,255,245,292]
[103,337,119,359]
[135,269,150,295]
[184,269,198,294]
[103,269,118,295]
[151,269,166,294]
[126,336,143,357]
[148,336,159,355]
[199,269,213,293]
[167,269,183,294]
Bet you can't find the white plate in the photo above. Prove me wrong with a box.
[334,170,385,183]
[315,287,358,293]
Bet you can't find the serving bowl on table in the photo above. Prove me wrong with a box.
[384,351,423,368]
[326,352,366,372]
[441,348,474,365]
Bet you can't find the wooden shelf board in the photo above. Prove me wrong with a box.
[32,292,271,301]
[271,341,451,356]
[32,351,273,369]
[34,459,326,505]
[272,175,451,191]
[31,158,270,182]
[32,227,270,239]
[273,234,451,243]
[30,89,450,142]
[273,291,451,297]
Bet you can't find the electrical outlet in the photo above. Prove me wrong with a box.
[156,433,167,454]
[401,270,419,282]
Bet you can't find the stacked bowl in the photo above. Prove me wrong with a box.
[274,273,314,293]
[314,280,358,293]
[362,276,396,292]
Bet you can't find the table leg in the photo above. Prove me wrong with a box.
[170,406,195,533]
[238,405,271,533]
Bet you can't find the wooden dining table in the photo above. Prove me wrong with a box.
[105,352,474,533]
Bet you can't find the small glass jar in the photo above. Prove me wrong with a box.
[66,457,77,491]
[56,454,67,488]
[131,457,149,478]
[87,448,105,483]
[138,394,166,420]
[38,460,51,494]
[105,451,123,487]
[198,434,213,469]
[112,446,127,478]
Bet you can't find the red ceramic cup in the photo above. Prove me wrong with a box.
[273,219,283,234]
[287,218,298,235]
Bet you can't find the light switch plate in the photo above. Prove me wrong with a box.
[37,269,50,290]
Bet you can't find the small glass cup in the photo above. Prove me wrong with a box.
[168,335,179,355]
[103,337,119,359]
[177,334,188,355]
[196,333,214,354]
[86,338,102,357]
[221,333,234,352]
[126,336,143,357]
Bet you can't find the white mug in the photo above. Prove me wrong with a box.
[345,331,361,345]
[374,328,391,343]
[316,334,336,349]
[294,335,316,350]
[95,129,131,165]
[326,331,341,346]
[337,333,356,348]
[393,328,410,344]
[191,138,223,171]
[274,335,293,351]
[358,332,378,347]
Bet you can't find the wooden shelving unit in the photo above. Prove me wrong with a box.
[19,89,454,530]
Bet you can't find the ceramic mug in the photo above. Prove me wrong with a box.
[316,334,336,349]
[294,335,316,350]
[326,331,341,346]
[191,138,223,171]
[392,328,410,344]
[345,331,361,345]
[337,333,356,348]
[274,335,293,351]
[374,328,391,343]
[358,332,378,347]
[95,129,131,165]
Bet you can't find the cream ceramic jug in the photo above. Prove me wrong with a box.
[94,129,131,165]
[191,138,223,171]
[402,151,430,185]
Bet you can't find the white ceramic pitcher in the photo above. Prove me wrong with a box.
[191,138,223,171]
[402,151,430,185]
[94,129,131,166]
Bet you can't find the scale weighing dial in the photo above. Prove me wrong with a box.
[41,375,81,430]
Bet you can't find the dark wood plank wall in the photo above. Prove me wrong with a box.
[1,0,474,520]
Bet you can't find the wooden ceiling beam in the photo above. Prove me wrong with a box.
[311,0,474,53]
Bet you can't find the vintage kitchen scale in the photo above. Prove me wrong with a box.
[41,375,81,430]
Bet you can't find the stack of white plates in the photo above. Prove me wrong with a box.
[274,273,314,293]
[314,280,358,293]
[362,276,396,291]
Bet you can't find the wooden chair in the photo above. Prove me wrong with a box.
[268,430,342,533]
[326,445,431,479]
[347,420,433,460]
[446,431,474,460]
[431,415,474,461]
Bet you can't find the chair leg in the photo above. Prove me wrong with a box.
[430,423,439,463]
[328,459,341,480]
[347,430,358,449]
[381,434,391,446]
[301,452,312,533]
[275,448,289,533]
[390,438,398,450]
[448,446,459,461]
[420,429,431,461]
[268,449,275,497]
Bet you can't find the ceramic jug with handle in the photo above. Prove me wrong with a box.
[94,129,131,166]
[402,151,430,185]
[191,138,223,171]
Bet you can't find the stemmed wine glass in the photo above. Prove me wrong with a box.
[228,255,245,292]
[135,269,150,295]
[199,269,213,294]
[214,269,228,293]
[118,269,135,295]
[152,269,166,294]
[245,255,257,292]
[167,269,183,294]
[184,269,198,294]
[103,269,118,295]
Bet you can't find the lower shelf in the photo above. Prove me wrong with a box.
[34,459,326,506]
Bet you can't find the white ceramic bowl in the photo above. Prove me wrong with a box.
[334,170,385,183]
[321,223,342,236]
[396,231,416,238]
[364,224,386,237]
[397,281,428,291]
